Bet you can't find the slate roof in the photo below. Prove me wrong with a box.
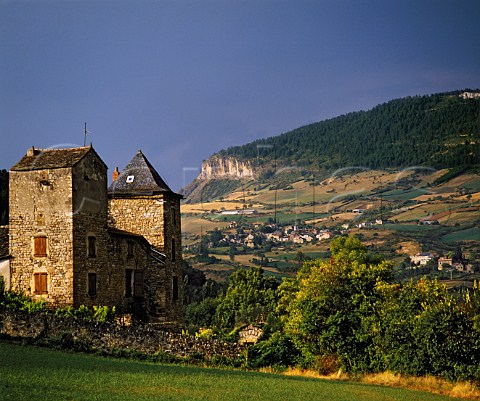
[108,150,180,197]
[11,146,94,171]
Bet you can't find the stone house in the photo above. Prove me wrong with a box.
[2,146,182,322]
[410,252,434,266]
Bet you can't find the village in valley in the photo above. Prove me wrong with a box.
[181,165,480,285]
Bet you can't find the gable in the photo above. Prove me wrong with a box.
[11,146,105,171]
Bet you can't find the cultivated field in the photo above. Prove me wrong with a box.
[0,342,467,401]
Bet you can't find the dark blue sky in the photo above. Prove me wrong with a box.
[1,0,479,191]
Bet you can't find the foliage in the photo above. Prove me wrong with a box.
[54,304,116,323]
[195,328,215,339]
[280,236,394,373]
[214,267,279,330]
[247,332,300,370]
[218,93,479,172]
[0,289,115,323]
[0,290,48,313]
[185,297,219,328]
[273,235,480,382]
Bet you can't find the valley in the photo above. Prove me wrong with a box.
[181,168,480,285]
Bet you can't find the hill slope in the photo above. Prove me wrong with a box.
[219,90,479,170]
[184,90,479,203]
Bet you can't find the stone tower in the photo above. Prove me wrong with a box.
[8,146,110,307]
[107,150,183,321]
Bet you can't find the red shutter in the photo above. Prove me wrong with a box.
[34,236,47,257]
[34,273,47,294]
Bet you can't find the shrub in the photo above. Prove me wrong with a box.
[248,332,300,370]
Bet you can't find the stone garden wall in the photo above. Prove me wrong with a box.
[0,309,244,361]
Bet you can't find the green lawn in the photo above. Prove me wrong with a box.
[0,342,463,401]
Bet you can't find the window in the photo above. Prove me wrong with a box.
[126,175,134,183]
[172,276,179,301]
[87,236,96,257]
[134,271,144,298]
[125,269,133,297]
[34,236,47,257]
[127,241,134,258]
[171,238,176,262]
[88,273,97,296]
[34,273,48,294]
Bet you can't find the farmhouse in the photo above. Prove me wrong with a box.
[1,146,183,322]
[410,252,434,266]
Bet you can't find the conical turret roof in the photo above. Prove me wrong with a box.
[108,150,177,196]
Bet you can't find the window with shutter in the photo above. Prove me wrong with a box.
[34,273,48,294]
[88,273,97,296]
[134,271,144,298]
[34,236,47,257]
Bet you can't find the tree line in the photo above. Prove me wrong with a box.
[217,92,480,172]
[184,236,480,381]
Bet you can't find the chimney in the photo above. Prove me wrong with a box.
[112,166,119,182]
[27,146,36,157]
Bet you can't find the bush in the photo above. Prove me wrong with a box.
[248,332,300,370]
[0,291,47,313]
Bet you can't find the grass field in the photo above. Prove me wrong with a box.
[0,342,465,401]
[442,227,480,243]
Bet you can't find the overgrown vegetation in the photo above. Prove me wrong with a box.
[2,236,479,384]
[0,278,116,323]
[184,236,480,383]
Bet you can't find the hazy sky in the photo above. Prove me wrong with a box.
[1,0,479,191]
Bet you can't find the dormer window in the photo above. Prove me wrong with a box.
[126,175,134,183]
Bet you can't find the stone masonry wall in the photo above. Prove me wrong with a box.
[108,193,183,322]
[0,309,244,361]
[71,153,112,308]
[108,195,166,250]
[9,167,75,305]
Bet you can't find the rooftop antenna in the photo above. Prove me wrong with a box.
[83,122,93,147]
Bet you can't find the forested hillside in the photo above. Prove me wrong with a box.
[217,91,479,170]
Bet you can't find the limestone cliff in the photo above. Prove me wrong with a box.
[201,156,254,180]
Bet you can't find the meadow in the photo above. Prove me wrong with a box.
[0,342,466,401]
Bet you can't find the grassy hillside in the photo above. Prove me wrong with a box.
[0,342,468,401]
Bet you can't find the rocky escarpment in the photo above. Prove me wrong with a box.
[181,156,255,203]
[201,156,254,180]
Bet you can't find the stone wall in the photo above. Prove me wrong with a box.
[108,193,183,322]
[9,167,75,305]
[0,309,244,361]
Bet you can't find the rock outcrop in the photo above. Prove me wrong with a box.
[201,156,254,180]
